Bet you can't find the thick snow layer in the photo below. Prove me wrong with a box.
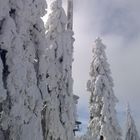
[0,0,77,139]
[39,0,76,140]
[0,0,47,139]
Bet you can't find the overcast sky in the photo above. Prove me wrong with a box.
[70,0,140,136]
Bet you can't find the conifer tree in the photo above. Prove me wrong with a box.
[125,105,140,140]
[0,0,47,139]
[87,38,122,140]
[40,0,76,139]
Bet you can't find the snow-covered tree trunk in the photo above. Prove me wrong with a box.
[0,0,47,139]
[67,0,73,30]
[125,105,140,140]
[39,0,76,140]
[87,38,122,140]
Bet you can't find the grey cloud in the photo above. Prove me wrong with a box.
[74,0,140,39]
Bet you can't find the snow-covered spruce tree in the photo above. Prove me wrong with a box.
[0,0,47,139]
[39,0,76,140]
[125,105,140,140]
[87,38,122,140]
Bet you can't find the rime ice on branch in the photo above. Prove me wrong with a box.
[87,38,122,140]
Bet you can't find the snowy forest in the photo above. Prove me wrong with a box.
[0,0,139,140]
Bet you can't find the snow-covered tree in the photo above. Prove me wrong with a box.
[0,0,47,139]
[87,38,122,140]
[39,0,76,140]
[125,105,140,140]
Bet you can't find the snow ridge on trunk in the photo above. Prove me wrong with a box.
[39,0,75,140]
[0,0,47,139]
[87,38,122,140]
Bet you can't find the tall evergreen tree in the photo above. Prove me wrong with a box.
[87,38,122,140]
[0,0,47,139]
[40,0,76,139]
[125,105,140,140]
